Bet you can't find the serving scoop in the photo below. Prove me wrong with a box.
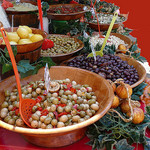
[87,11,118,58]
[0,27,36,128]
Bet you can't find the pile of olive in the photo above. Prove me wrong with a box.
[67,54,139,85]
[0,78,99,129]
[41,35,80,56]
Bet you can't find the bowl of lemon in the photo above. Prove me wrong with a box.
[0,26,47,53]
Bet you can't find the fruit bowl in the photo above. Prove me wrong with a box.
[47,4,89,20]
[0,27,47,54]
[61,55,146,88]
[41,34,84,64]
[0,66,114,147]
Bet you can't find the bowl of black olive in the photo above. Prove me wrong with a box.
[61,54,146,88]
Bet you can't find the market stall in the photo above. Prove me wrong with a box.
[0,0,150,150]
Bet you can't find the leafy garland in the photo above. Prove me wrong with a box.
[86,83,150,150]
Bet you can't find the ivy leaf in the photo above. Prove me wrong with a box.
[4,45,17,58]
[115,139,134,150]
[138,56,147,62]
[144,137,150,150]
[2,63,12,74]
[40,57,56,67]
[130,44,138,52]
[146,106,150,115]
[17,60,35,77]
[131,95,140,100]
[19,70,35,78]
[104,138,116,150]
[32,64,43,75]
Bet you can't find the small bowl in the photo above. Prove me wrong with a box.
[0,66,114,147]
[88,13,127,31]
[47,4,89,20]
[0,27,47,53]
[61,55,146,88]
[41,34,84,64]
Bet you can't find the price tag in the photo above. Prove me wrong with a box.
[90,43,96,61]
[83,30,89,39]
[44,63,50,92]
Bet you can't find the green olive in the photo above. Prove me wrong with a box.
[51,119,58,126]
[1,101,8,108]
[5,90,10,97]
[32,106,38,113]
[44,117,52,125]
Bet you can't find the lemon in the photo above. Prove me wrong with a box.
[9,41,17,45]
[7,32,20,43]
[29,33,34,38]
[18,39,32,44]
[20,25,32,33]
[30,34,43,43]
[17,27,29,39]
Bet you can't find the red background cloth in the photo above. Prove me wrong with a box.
[106,0,150,63]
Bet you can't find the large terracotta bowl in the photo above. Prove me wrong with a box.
[0,66,114,147]
[61,55,146,88]
[41,34,84,64]
[0,27,47,53]
[88,13,127,31]
[47,4,89,20]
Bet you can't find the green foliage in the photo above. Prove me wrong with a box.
[41,1,49,17]
[131,82,147,100]
[87,82,150,150]
[0,46,56,78]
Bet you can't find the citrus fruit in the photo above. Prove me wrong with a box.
[7,32,20,43]
[9,41,17,45]
[28,33,34,38]
[20,25,32,33]
[30,34,43,43]
[18,39,32,44]
[17,27,29,39]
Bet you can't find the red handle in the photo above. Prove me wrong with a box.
[0,27,22,101]
[37,0,44,31]
[91,0,104,38]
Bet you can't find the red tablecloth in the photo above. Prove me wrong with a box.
[0,127,150,150]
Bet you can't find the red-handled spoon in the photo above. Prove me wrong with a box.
[37,0,44,31]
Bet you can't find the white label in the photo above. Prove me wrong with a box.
[44,63,51,92]
[91,44,96,61]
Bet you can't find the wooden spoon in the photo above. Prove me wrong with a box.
[0,27,36,128]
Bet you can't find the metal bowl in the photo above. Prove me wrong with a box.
[0,66,114,147]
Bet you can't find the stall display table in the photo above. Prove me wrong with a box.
[0,127,150,150]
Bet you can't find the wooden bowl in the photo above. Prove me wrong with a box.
[61,55,146,88]
[5,0,39,27]
[0,27,47,53]
[47,4,88,20]
[117,54,146,88]
[41,34,84,64]
[91,32,132,49]
[0,66,114,147]
[88,13,127,31]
